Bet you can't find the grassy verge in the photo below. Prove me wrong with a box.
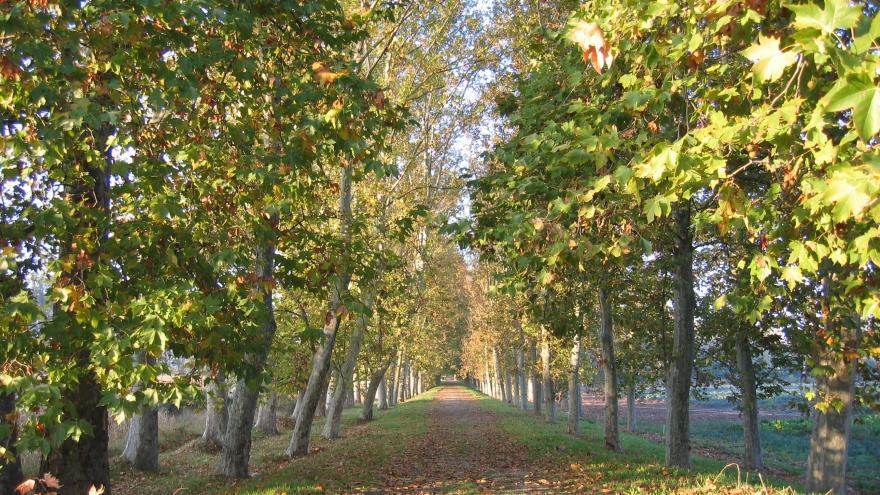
[111,388,438,495]
[470,388,801,495]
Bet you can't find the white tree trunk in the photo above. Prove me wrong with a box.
[254,393,279,435]
[541,327,555,422]
[568,335,582,435]
[202,373,228,450]
[598,287,620,451]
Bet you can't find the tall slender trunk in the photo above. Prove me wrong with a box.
[323,287,373,438]
[665,204,695,468]
[202,372,228,450]
[530,339,542,415]
[516,323,528,410]
[492,347,505,401]
[122,353,159,471]
[568,335,582,435]
[378,376,388,410]
[505,371,513,404]
[598,287,620,451]
[361,361,391,421]
[254,393,279,435]
[541,327,555,422]
[735,334,762,470]
[291,389,305,420]
[286,166,353,458]
[0,393,23,494]
[218,242,277,477]
[805,278,857,494]
[626,385,637,433]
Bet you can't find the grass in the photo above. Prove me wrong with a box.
[631,409,879,492]
[111,389,438,495]
[472,388,799,495]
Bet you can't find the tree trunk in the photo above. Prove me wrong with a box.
[254,393,279,435]
[121,353,159,471]
[805,280,857,494]
[361,362,391,421]
[316,374,330,418]
[389,348,403,406]
[505,371,513,404]
[323,286,374,438]
[541,327,555,422]
[626,385,637,433]
[121,407,159,472]
[378,376,388,410]
[291,389,305,420]
[492,347,505,402]
[41,364,111,495]
[598,287,620,451]
[665,204,695,468]
[568,335,582,435]
[286,165,353,458]
[530,338,542,415]
[218,242,277,477]
[202,372,228,450]
[0,392,23,494]
[735,335,762,471]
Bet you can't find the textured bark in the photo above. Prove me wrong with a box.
[121,353,159,471]
[202,373,228,450]
[291,389,305,420]
[218,242,277,477]
[568,335,582,435]
[286,165,353,457]
[492,348,505,401]
[735,335,762,470]
[315,376,329,418]
[665,204,695,468]
[323,286,372,438]
[121,406,159,471]
[41,365,111,495]
[516,330,528,410]
[530,339,542,415]
[626,385,637,433]
[541,327,555,422]
[378,376,388,410]
[512,370,520,407]
[504,371,513,404]
[254,393,279,435]
[0,392,23,494]
[361,362,391,421]
[390,348,404,406]
[598,287,620,451]
[805,282,857,495]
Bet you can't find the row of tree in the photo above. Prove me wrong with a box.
[453,1,879,494]
[1,1,482,493]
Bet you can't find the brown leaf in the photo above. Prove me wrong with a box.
[567,21,613,73]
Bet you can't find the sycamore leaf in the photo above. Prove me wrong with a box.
[566,20,613,73]
[741,35,798,83]
[823,74,880,141]
[821,168,874,221]
[788,0,861,35]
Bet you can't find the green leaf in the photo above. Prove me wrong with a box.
[823,74,880,141]
[788,0,861,35]
[741,35,799,83]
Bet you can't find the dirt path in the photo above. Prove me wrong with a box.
[376,386,557,494]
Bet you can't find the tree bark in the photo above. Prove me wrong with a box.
[568,335,582,435]
[323,287,374,438]
[530,338,542,415]
[121,407,159,472]
[516,323,528,410]
[361,362,391,421]
[598,287,620,451]
[626,384,637,433]
[735,334,762,471]
[121,353,159,471]
[378,376,388,410]
[41,363,111,495]
[291,389,305,420]
[254,393,279,435]
[805,280,857,494]
[202,372,228,450]
[218,242,277,477]
[504,371,513,404]
[665,204,695,468]
[541,327,555,422]
[0,392,23,494]
[492,347,505,402]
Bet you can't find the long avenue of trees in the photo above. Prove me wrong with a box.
[2,1,879,495]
